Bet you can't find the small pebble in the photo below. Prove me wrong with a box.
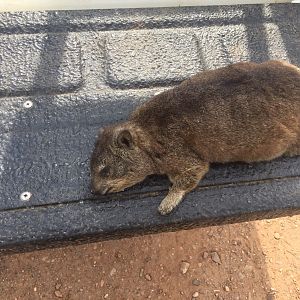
[145,274,152,281]
[100,279,104,287]
[274,233,281,240]
[244,265,254,272]
[33,287,37,292]
[192,291,199,298]
[238,272,245,280]
[110,267,116,276]
[267,293,276,300]
[192,279,201,286]
[139,268,144,277]
[224,286,230,292]
[54,290,63,298]
[180,261,190,274]
[104,294,109,299]
[211,252,221,264]
[55,283,62,290]
[203,252,209,259]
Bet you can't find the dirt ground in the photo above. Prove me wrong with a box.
[0,215,298,300]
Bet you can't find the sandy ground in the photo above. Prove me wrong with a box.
[0,215,298,300]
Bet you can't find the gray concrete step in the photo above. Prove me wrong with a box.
[0,4,299,251]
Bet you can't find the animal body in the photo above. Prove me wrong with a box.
[91,60,300,215]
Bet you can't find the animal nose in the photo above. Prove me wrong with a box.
[90,183,99,194]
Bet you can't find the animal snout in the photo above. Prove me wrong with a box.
[90,187,97,194]
[91,183,111,195]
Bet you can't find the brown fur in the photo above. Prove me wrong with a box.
[91,60,300,215]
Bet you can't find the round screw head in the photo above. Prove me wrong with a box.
[23,101,33,108]
[20,192,32,201]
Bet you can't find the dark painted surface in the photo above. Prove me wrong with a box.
[0,4,300,251]
[1,177,300,253]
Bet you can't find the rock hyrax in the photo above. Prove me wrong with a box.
[91,60,300,215]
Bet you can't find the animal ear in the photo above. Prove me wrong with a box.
[116,129,134,149]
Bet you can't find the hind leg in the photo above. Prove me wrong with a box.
[284,138,300,157]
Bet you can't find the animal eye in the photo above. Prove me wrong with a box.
[99,166,110,177]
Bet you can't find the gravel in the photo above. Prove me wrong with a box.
[54,290,63,298]
[192,279,201,286]
[110,268,117,276]
[211,252,221,264]
[274,233,281,240]
[192,291,199,298]
[180,261,190,274]
[139,268,144,278]
[145,274,152,281]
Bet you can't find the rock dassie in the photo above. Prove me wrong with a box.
[91,60,300,215]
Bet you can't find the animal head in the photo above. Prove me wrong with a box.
[90,123,155,195]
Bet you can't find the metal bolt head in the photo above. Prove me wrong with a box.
[20,192,32,201]
[23,101,33,108]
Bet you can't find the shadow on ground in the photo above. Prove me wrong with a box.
[0,222,274,300]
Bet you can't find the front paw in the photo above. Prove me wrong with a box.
[158,190,185,215]
[158,202,175,215]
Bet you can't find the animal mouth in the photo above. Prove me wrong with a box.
[91,185,112,195]
[92,177,139,195]
[101,186,112,195]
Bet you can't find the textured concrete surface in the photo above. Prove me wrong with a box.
[0,34,82,96]
[106,30,201,88]
[0,4,300,251]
